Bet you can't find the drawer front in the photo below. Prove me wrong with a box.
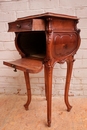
[8,19,32,32]
[52,33,78,59]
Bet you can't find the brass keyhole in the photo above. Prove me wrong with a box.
[63,44,67,49]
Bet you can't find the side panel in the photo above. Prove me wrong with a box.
[52,18,75,31]
[52,32,78,59]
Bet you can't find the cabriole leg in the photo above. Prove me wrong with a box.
[45,65,53,127]
[64,56,74,111]
[44,65,47,100]
[24,71,31,110]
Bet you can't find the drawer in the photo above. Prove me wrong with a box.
[3,58,43,73]
[8,19,32,32]
[52,33,78,59]
[8,19,45,32]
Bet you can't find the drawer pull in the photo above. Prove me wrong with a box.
[12,64,17,72]
[16,24,21,28]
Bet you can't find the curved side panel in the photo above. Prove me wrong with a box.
[15,33,26,57]
[52,33,78,59]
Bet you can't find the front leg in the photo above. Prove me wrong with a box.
[44,65,47,100]
[45,64,53,127]
[24,71,31,110]
[64,56,74,111]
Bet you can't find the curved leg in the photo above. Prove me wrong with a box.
[45,64,53,127]
[24,71,31,110]
[64,56,74,112]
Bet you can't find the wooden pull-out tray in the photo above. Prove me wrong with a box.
[3,58,43,73]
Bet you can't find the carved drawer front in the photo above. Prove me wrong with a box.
[52,33,78,59]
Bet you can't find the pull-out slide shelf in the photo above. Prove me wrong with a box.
[3,58,43,110]
[3,58,43,73]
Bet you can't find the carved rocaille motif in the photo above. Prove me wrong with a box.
[45,17,54,68]
[3,12,81,127]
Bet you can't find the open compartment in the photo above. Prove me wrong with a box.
[17,31,46,59]
[3,31,46,73]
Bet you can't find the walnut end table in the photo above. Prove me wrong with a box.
[3,12,81,127]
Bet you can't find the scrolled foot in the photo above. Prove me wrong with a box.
[48,121,51,127]
[67,105,72,112]
[24,104,29,110]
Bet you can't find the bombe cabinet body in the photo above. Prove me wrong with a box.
[3,13,80,127]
